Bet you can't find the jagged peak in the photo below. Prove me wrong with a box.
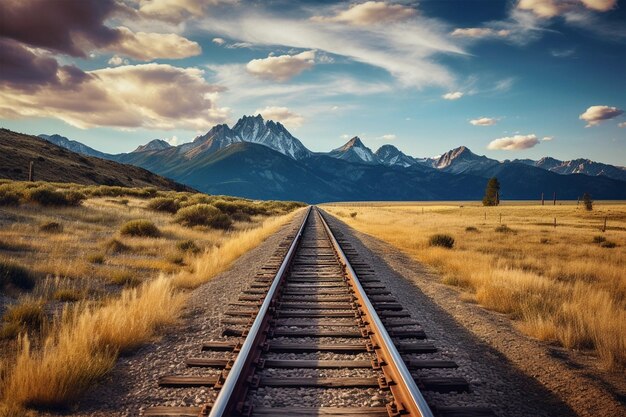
[134,139,171,152]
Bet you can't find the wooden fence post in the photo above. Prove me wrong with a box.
[28,161,34,182]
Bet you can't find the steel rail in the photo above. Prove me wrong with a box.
[317,207,435,417]
[207,206,312,417]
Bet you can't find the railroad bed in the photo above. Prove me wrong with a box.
[144,207,495,417]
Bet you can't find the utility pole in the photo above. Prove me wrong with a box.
[28,161,34,182]
[541,192,544,206]
[553,192,556,206]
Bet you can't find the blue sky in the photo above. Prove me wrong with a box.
[1,0,625,164]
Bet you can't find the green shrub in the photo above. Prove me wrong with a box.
[24,186,84,206]
[120,219,161,237]
[103,238,131,255]
[2,300,45,331]
[601,241,617,248]
[0,184,20,206]
[495,224,516,234]
[147,197,180,213]
[177,239,201,254]
[429,234,455,249]
[53,289,82,302]
[109,271,142,287]
[39,221,63,233]
[592,235,606,244]
[465,226,479,232]
[0,261,36,291]
[175,204,232,229]
[87,253,105,264]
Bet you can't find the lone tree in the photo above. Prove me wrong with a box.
[483,177,500,206]
[582,192,593,211]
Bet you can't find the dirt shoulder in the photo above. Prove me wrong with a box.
[324,212,625,417]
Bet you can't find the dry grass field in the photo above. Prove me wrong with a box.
[324,201,626,370]
[0,180,303,414]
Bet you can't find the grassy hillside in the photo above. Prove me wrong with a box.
[0,129,191,191]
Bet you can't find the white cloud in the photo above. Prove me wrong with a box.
[111,27,201,61]
[580,0,617,12]
[517,0,617,18]
[165,135,179,145]
[340,134,351,139]
[579,105,624,127]
[487,134,540,150]
[442,91,463,100]
[542,136,555,141]
[380,134,396,141]
[212,37,226,45]
[619,122,626,128]
[254,106,304,128]
[0,63,229,130]
[451,28,511,38]
[312,1,416,26]
[108,55,129,66]
[470,117,497,126]
[138,0,238,23]
[246,50,316,82]
[199,8,462,89]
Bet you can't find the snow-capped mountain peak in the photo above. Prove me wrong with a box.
[183,124,242,158]
[375,144,416,167]
[133,139,172,153]
[429,146,500,174]
[329,136,378,164]
[232,114,312,159]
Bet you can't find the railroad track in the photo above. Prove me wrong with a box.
[145,207,495,417]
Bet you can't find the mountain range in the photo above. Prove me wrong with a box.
[31,114,626,202]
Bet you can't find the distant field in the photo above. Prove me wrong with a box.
[0,180,303,412]
[324,201,626,370]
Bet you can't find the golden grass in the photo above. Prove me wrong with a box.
[172,209,300,289]
[0,197,300,410]
[325,202,626,369]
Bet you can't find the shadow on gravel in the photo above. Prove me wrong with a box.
[324,213,579,417]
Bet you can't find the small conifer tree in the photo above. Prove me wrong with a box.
[482,177,500,206]
[582,192,593,211]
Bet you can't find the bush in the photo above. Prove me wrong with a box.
[0,261,36,291]
[24,186,85,206]
[495,224,516,234]
[0,184,20,206]
[53,289,82,302]
[120,219,161,237]
[177,239,201,254]
[39,221,63,233]
[87,253,105,264]
[350,212,357,218]
[109,271,142,287]
[175,204,232,229]
[2,300,45,331]
[429,234,455,249]
[592,235,606,244]
[601,241,617,248]
[147,197,180,214]
[465,226,479,232]
[540,238,550,244]
[103,238,131,255]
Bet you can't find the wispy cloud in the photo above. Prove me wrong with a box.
[442,91,463,100]
[254,106,304,128]
[246,50,316,82]
[470,117,497,126]
[196,6,464,89]
[311,1,416,26]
